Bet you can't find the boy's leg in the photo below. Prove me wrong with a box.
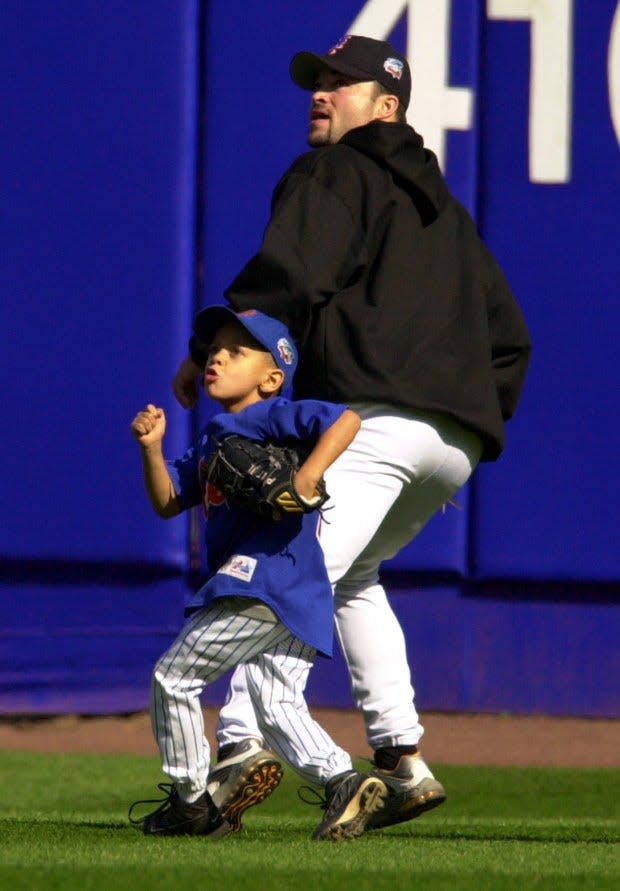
[131,600,291,835]
[208,638,352,831]
[246,637,352,785]
[246,638,387,840]
[150,601,289,799]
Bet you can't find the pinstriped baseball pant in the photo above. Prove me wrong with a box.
[150,598,352,798]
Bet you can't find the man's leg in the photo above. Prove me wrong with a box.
[332,579,421,746]
[319,410,481,747]
[329,415,481,827]
[215,663,263,747]
[214,410,481,827]
[215,409,405,750]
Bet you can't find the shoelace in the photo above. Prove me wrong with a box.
[128,782,176,826]
[297,784,328,810]
[297,773,355,813]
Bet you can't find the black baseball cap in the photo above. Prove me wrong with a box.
[290,35,411,110]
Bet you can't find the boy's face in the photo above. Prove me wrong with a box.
[203,321,283,412]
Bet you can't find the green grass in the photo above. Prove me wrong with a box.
[0,751,618,891]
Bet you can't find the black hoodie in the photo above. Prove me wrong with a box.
[224,121,531,460]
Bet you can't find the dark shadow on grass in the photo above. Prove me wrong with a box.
[5,817,615,845]
[0,817,128,831]
[375,827,620,844]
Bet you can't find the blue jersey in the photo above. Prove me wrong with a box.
[167,397,347,656]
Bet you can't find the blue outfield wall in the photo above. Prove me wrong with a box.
[1,1,619,718]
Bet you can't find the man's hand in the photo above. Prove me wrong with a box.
[172,355,203,409]
[131,404,166,447]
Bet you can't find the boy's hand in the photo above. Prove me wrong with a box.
[131,404,166,447]
[293,469,325,505]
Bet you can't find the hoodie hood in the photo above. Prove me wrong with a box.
[340,121,448,225]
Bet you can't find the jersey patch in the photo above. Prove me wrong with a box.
[217,554,257,583]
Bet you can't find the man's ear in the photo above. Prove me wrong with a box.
[259,367,285,396]
[376,94,399,121]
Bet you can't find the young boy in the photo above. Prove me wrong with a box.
[129,306,387,840]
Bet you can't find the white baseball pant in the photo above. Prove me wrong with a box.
[150,597,352,799]
[216,405,483,751]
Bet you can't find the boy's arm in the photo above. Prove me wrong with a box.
[130,404,183,518]
[294,408,361,503]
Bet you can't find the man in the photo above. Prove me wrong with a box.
[173,35,531,831]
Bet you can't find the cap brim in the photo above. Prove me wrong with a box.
[193,305,238,346]
[289,51,378,90]
[193,305,280,364]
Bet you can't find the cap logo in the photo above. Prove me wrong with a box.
[239,309,258,318]
[328,35,352,55]
[384,57,404,81]
[277,337,295,366]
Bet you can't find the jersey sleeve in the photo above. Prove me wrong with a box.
[266,398,347,442]
[207,398,347,446]
[166,441,203,511]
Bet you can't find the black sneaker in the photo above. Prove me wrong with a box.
[309,770,387,840]
[128,783,231,836]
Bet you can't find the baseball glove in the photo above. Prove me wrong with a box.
[205,434,330,520]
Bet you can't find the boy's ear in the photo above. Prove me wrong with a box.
[259,367,285,396]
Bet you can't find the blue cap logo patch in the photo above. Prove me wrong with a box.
[277,337,295,366]
[384,57,404,80]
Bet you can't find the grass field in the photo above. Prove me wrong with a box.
[1,750,618,891]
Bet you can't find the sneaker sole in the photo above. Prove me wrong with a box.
[204,817,234,838]
[314,778,388,841]
[220,760,283,832]
[142,814,233,837]
[367,785,446,830]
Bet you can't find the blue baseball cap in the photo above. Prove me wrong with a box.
[192,305,298,381]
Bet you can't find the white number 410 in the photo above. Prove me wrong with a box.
[350,0,620,184]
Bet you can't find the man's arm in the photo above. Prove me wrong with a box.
[172,154,366,408]
[484,252,532,421]
[172,184,361,405]
[130,404,183,517]
[294,408,361,503]
[226,157,366,345]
